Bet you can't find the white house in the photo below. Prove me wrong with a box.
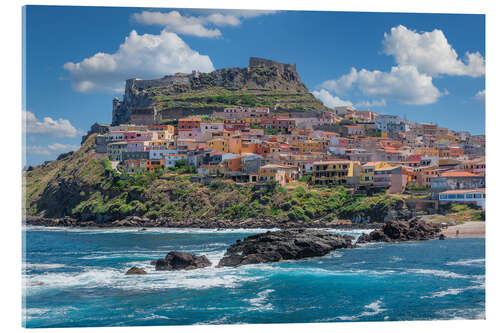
[374,115,408,132]
[438,188,485,210]
[149,149,178,160]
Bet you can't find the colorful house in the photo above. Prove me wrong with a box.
[178,117,201,131]
[107,141,128,161]
[258,164,299,186]
[438,188,485,210]
[311,160,361,186]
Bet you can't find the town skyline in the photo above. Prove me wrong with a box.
[23,6,485,166]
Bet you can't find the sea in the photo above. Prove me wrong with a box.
[22,226,485,328]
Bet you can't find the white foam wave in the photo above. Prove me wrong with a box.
[247,289,274,311]
[446,258,485,267]
[24,260,265,293]
[336,299,386,321]
[24,225,278,235]
[421,274,485,299]
[23,263,67,270]
[406,269,468,279]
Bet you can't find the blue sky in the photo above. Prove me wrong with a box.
[23,6,485,166]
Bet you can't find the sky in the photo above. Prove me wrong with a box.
[23,6,485,166]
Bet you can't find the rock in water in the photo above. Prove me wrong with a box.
[155,251,212,271]
[125,266,147,275]
[217,229,354,267]
[357,219,442,244]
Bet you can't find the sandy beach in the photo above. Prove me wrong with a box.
[443,221,485,238]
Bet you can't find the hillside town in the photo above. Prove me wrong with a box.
[91,104,485,211]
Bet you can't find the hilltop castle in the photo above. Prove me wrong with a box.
[111,57,308,125]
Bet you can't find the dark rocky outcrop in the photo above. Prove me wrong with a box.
[217,229,355,267]
[125,266,146,275]
[23,214,384,230]
[356,219,442,244]
[154,251,212,271]
[112,57,324,125]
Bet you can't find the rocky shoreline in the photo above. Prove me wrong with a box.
[23,215,384,230]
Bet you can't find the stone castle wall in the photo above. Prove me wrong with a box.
[249,57,297,73]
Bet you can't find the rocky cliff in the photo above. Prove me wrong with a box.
[112,57,327,125]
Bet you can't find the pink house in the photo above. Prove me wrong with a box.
[179,128,203,141]
[200,122,225,133]
[124,131,156,142]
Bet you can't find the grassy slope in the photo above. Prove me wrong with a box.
[24,135,409,223]
[150,87,327,113]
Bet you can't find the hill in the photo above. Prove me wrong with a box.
[112,57,328,124]
[23,135,411,227]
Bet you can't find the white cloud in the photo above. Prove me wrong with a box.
[132,11,222,37]
[23,110,84,138]
[26,143,80,156]
[312,89,353,108]
[64,30,215,93]
[474,90,485,103]
[131,10,277,37]
[383,25,485,77]
[355,99,387,108]
[319,65,442,105]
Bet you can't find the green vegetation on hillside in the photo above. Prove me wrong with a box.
[24,135,407,224]
[151,87,326,113]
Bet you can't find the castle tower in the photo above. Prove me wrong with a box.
[112,97,121,125]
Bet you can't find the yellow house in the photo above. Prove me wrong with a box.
[312,160,361,186]
[208,138,229,153]
[228,138,242,154]
[290,140,328,153]
[360,161,391,184]
[258,164,298,186]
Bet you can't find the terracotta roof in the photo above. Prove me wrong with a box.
[440,171,478,177]
[440,188,485,194]
[260,164,297,169]
[313,160,352,165]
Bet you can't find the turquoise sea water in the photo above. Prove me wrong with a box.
[22,227,485,328]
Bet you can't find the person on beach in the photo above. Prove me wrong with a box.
[456,229,460,238]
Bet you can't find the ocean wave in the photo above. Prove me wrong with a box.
[24,226,278,235]
[436,307,486,320]
[247,289,274,312]
[23,263,67,270]
[446,258,485,267]
[24,262,265,293]
[406,269,469,279]
[335,299,386,321]
[420,274,485,299]
[23,306,77,321]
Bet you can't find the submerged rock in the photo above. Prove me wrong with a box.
[125,266,147,275]
[217,229,355,268]
[155,251,212,271]
[357,219,442,244]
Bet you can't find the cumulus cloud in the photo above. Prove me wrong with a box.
[23,110,84,138]
[64,30,215,93]
[26,143,80,156]
[312,89,353,108]
[383,25,485,77]
[132,11,222,37]
[319,66,442,105]
[131,10,277,37]
[355,99,387,108]
[474,90,485,103]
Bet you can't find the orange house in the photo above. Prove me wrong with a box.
[146,159,165,172]
[178,117,201,131]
